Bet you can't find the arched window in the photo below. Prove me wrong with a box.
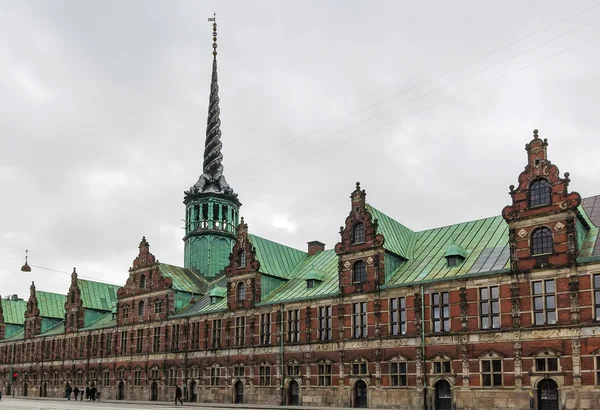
[237,282,246,301]
[138,300,145,317]
[531,228,553,255]
[70,291,75,304]
[529,179,552,207]
[238,250,246,268]
[353,260,367,283]
[352,223,366,244]
[139,274,146,290]
[70,313,75,328]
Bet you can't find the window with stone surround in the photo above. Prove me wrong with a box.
[480,286,500,329]
[150,367,159,380]
[352,222,366,244]
[235,316,246,346]
[168,368,178,386]
[529,179,552,207]
[134,368,142,386]
[139,273,146,289]
[237,282,246,301]
[390,297,406,335]
[480,354,502,387]
[390,359,408,387]
[153,327,161,353]
[122,305,130,320]
[171,324,180,350]
[353,260,367,283]
[287,361,300,376]
[191,321,200,350]
[238,250,246,268]
[288,309,300,343]
[318,306,332,341]
[154,299,162,314]
[103,370,110,386]
[595,357,600,385]
[65,371,71,382]
[137,300,145,317]
[76,370,83,385]
[234,365,244,377]
[318,361,332,386]
[259,363,271,386]
[211,319,222,348]
[120,331,128,354]
[210,366,221,386]
[136,329,144,353]
[531,227,553,256]
[432,292,450,332]
[89,370,96,381]
[106,333,113,355]
[352,358,368,375]
[352,302,367,338]
[118,369,126,380]
[260,313,271,345]
[189,367,199,379]
[432,359,452,374]
[532,279,556,326]
[53,371,60,386]
[593,274,600,320]
[534,351,560,372]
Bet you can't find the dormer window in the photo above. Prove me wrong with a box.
[531,227,553,255]
[351,223,366,244]
[139,274,146,290]
[306,266,325,289]
[447,256,461,267]
[529,179,552,207]
[444,239,467,268]
[307,279,316,289]
[209,287,226,305]
[352,260,367,283]
[237,250,246,268]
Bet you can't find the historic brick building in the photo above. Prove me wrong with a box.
[2,21,600,410]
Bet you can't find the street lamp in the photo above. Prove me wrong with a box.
[21,250,31,272]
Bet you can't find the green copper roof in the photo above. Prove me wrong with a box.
[208,287,226,298]
[259,249,339,305]
[368,205,416,259]
[4,327,24,341]
[36,291,66,319]
[385,215,509,287]
[2,299,26,325]
[159,263,209,293]
[42,320,65,336]
[444,239,468,258]
[83,312,116,330]
[78,280,120,311]
[249,234,307,279]
[306,266,326,281]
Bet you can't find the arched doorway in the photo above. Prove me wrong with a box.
[41,381,47,397]
[150,382,158,401]
[289,380,300,405]
[538,379,558,410]
[23,382,28,397]
[435,379,452,410]
[354,380,367,408]
[234,380,244,404]
[117,381,125,400]
[189,381,198,403]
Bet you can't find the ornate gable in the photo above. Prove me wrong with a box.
[24,281,41,339]
[64,268,83,334]
[0,296,5,340]
[335,182,385,295]
[225,217,261,309]
[502,129,583,272]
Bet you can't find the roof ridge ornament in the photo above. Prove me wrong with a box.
[185,13,238,200]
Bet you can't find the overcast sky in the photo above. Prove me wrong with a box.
[1,1,599,298]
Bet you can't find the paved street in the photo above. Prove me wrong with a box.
[0,397,188,409]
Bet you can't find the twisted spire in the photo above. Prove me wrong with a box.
[186,14,237,199]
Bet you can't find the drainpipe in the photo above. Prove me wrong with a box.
[280,303,285,406]
[421,285,426,410]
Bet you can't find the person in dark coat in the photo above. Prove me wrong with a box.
[66,384,72,400]
[175,385,183,405]
[73,386,79,401]
[90,386,97,401]
[85,386,90,401]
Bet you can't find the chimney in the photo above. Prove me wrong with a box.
[11,295,18,301]
[307,241,325,256]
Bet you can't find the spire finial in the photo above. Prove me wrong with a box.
[208,13,217,60]
[21,249,31,273]
[533,129,539,139]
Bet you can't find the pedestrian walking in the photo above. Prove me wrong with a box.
[66,384,72,400]
[73,386,79,401]
[175,385,183,405]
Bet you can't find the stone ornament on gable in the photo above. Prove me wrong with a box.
[517,228,528,238]
[343,261,351,269]
[554,221,565,231]
[366,256,374,265]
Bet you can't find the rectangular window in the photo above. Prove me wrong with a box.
[318,363,332,386]
[191,322,200,350]
[353,302,367,338]
[390,362,407,386]
[103,370,110,387]
[153,327,161,353]
[150,368,160,379]
[259,365,271,386]
[432,292,450,332]
[533,279,556,326]
[211,319,222,349]
[481,359,502,386]
[390,297,406,335]
[168,369,178,386]
[288,310,300,343]
[53,372,59,386]
[136,329,144,353]
[535,357,558,372]
[79,336,85,357]
[106,333,113,355]
[433,361,452,374]
[260,313,271,345]
[235,316,246,346]
[594,274,600,320]
[318,306,332,341]
[118,369,126,380]
[134,369,142,386]
[171,324,180,350]
[234,365,244,377]
[287,363,300,376]
[89,370,96,381]
[120,331,128,354]
[154,300,162,314]
[480,286,500,329]
[596,357,600,385]
[210,367,221,386]
[352,362,368,375]
[76,371,83,385]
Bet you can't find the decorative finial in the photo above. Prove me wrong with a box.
[21,249,31,273]
[533,129,539,139]
[208,13,217,59]
[356,182,361,190]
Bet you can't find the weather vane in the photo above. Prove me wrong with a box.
[208,13,217,58]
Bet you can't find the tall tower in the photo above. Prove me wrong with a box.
[183,16,241,278]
